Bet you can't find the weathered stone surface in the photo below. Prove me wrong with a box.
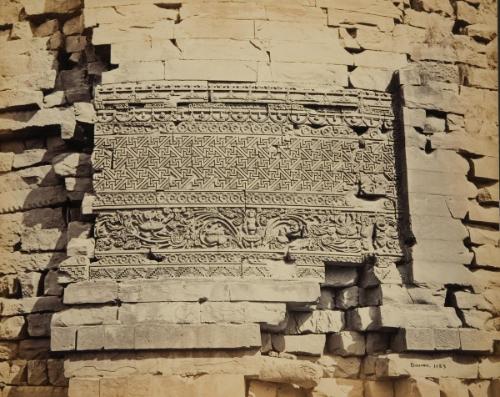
[318,0,402,19]
[374,354,478,379]
[47,359,67,386]
[272,334,325,356]
[439,378,469,397]
[328,9,394,32]
[324,267,358,287]
[64,281,118,304]
[18,339,50,360]
[471,157,499,181]
[395,377,440,397]
[318,288,335,310]
[68,378,99,397]
[201,302,286,326]
[477,185,499,204]
[21,0,81,15]
[286,310,344,334]
[0,296,63,316]
[328,331,365,356]
[404,85,464,114]
[27,359,48,386]
[349,67,393,91]
[365,380,394,397]
[459,329,493,352]
[258,356,323,388]
[229,281,320,303]
[118,280,229,302]
[50,327,77,351]
[52,306,118,327]
[478,357,500,379]
[135,324,261,350]
[468,205,499,226]
[354,51,408,69]
[0,342,18,360]
[392,328,434,352]
[0,316,26,340]
[0,386,67,397]
[258,62,348,85]
[27,313,52,337]
[120,302,199,324]
[311,378,364,397]
[336,286,359,309]
[0,108,75,137]
[66,237,95,257]
[52,153,91,177]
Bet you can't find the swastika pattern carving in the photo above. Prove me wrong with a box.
[64,83,405,281]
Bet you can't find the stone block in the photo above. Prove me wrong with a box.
[176,38,267,62]
[111,40,180,64]
[201,302,286,326]
[439,378,468,397]
[64,280,118,304]
[21,0,81,15]
[374,353,478,379]
[21,227,67,252]
[0,316,26,340]
[47,359,67,386]
[104,325,135,350]
[229,281,320,303]
[459,329,493,352]
[391,328,434,352]
[101,61,165,84]
[51,327,76,351]
[327,331,365,356]
[0,360,27,385]
[366,332,389,354]
[324,267,358,287]
[63,14,84,35]
[311,378,364,397]
[472,157,499,181]
[180,2,265,20]
[120,302,200,324]
[336,286,359,309]
[66,238,95,257]
[52,306,118,327]
[468,381,492,397]
[412,260,476,286]
[118,280,230,302]
[318,0,402,18]
[27,313,52,337]
[27,359,48,386]
[0,296,63,316]
[474,245,500,268]
[0,152,14,172]
[318,288,335,309]
[328,9,394,32]
[395,377,440,397]
[258,356,324,389]
[52,153,91,177]
[135,323,261,350]
[257,62,348,86]
[286,310,344,334]
[76,326,104,351]
[349,67,394,91]
[254,20,334,42]
[248,380,278,397]
[68,377,100,397]
[272,334,326,356]
[354,51,408,69]
[434,328,461,350]
[469,206,499,226]
[404,84,464,114]
[365,380,394,397]
[175,18,254,39]
[0,342,18,360]
[268,41,352,65]
[165,59,258,82]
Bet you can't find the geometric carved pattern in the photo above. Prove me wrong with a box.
[77,82,405,281]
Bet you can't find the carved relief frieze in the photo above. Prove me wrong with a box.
[71,83,405,281]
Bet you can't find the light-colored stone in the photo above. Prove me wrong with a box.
[0,316,25,340]
[229,281,320,303]
[258,356,323,389]
[135,323,261,350]
[21,0,81,15]
[364,380,394,397]
[311,378,364,397]
[120,302,199,324]
[257,62,348,86]
[286,310,344,334]
[374,353,478,379]
[64,281,118,304]
[68,377,99,397]
[50,327,77,351]
[272,334,326,356]
[349,67,393,91]
[472,157,499,181]
[328,331,365,356]
[395,377,440,397]
[66,237,95,257]
[176,18,254,39]
[102,61,165,84]
[76,326,104,351]
[392,328,434,352]
[164,59,257,82]
[328,9,394,32]
[63,15,84,35]
[201,302,286,326]
[0,90,43,110]
[439,378,468,397]
[336,286,359,309]
[318,0,402,19]
[0,108,75,137]
[118,279,229,302]
[459,329,493,352]
[52,153,91,177]
[52,306,118,327]
[354,51,408,69]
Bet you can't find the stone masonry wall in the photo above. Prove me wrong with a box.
[0,0,498,397]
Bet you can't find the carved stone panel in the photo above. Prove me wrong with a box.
[73,83,404,281]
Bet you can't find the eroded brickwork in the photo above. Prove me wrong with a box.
[0,0,498,396]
